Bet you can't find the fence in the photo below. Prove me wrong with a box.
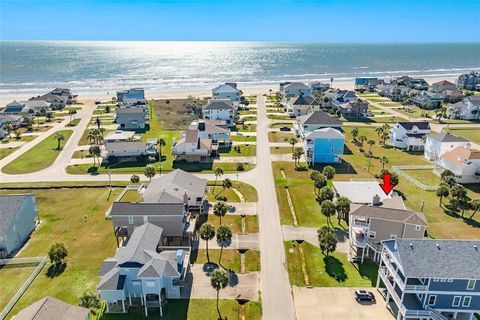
[392,165,439,191]
[0,256,48,320]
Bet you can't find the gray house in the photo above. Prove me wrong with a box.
[116,107,148,129]
[349,205,428,263]
[13,296,90,320]
[377,239,480,320]
[0,194,38,258]
[98,223,190,317]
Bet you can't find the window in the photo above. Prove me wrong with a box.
[128,216,133,224]
[440,279,446,282]
[143,216,148,224]
[447,279,453,282]
[433,278,439,282]
[452,296,461,307]
[146,281,155,287]
[428,295,437,306]
[368,231,376,239]
[462,296,471,307]
[467,280,476,290]
[390,234,397,239]
[415,225,421,231]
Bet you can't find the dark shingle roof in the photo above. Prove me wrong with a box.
[298,111,342,126]
[203,101,234,111]
[116,107,145,114]
[397,122,431,131]
[292,95,317,105]
[383,239,480,279]
[351,205,427,226]
[110,202,184,216]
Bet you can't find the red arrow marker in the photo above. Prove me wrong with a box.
[380,173,395,195]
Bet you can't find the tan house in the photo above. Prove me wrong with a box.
[349,205,428,263]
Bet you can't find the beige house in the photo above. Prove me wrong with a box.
[349,205,428,263]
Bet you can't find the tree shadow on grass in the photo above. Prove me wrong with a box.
[46,262,66,278]
[323,255,347,282]
[353,261,379,286]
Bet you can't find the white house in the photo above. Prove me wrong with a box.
[172,129,213,162]
[436,145,480,184]
[188,120,231,146]
[390,122,431,151]
[447,96,480,120]
[424,131,469,161]
[288,95,319,117]
[212,83,241,103]
[202,100,235,125]
[104,140,157,159]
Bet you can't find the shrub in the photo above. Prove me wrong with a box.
[236,163,245,171]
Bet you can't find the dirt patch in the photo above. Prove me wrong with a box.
[152,98,209,130]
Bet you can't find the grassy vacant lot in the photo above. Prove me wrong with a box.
[218,144,256,157]
[2,130,73,174]
[269,122,294,128]
[207,180,258,202]
[0,265,38,311]
[2,135,36,143]
[270,146,293,154]
[272,125,480,239]
[230,134,257,142]
[99,299,261,320]
[203,215,259,234]
[268,131,296,143]
[267,114,292,120]
[195,249,260,273]
[151,98,209,130]
[119,189,142,202]
[78,128,115,146]
[402,169,441,186]
[446,127,480,144]
[0,147,19,160]
[235,124,256,132]
[285,242,378,287]
[0,188,122,318]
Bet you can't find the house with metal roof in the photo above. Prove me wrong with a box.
[377,239,480,320]
[30,92,66,109]
[390,122,431,151]
[202,100,235,125]
[281,82,312,98]
[13,296,90,320]
[296,111,342,137]
[0,194,38,258]
[348,205,428,263]
[303,127,345,165]
[424,131,469,161]
[97,223,190,317]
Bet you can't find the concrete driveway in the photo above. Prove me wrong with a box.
[293,286,394,320]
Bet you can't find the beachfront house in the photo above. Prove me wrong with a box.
[202,100,235,125]
[212,83,241,103]
[457,71,480,90]
[310,81,330,92]
[349,205,427,263]
[116,88,145,103]
[354,77,385,92]
[0,114,23,138]
[281,82,312,98]
[376,239,480,320]
[303,127,345,165]
[296,111,342,137]
[30,92,66,109]
[447,96,480,120]
[0,194,38,258]
[172,129,214,162]
[424,131,469,161]
[435,145,480,184]
[13,296,90,320]
[104,140,157,160]
[98,223,191,317]
[188,120,231,147]
[431,80,457,93]
[390,122,431,151]
[116,107,148,129]
[1,100,51,115]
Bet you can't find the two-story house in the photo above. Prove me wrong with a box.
[0,194,38,258]
[349,205,428,263]
[424,132,469,161]
[116,107,148,129]
[172,129,214,162]
[303,127,345,165]
[212,83,241,103]
[447,96,480,120]
[390,122,431,151]
[296,111,342,138]
[104,139,157,160]
[288,95,320,117]
[30,92,66,109]
[202,100,235,125]
[435,145,480,184]
[431,80,457,93]
[337,99,369,119]
[116,88,145,103]
[98,223,190,317]
[188,120,231,147]
[377,239,480,320]
[310,81,330,93]
[282,82,312,100]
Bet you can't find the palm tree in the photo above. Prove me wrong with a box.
[210,269,229,320]
[292,147,304,167]
[212,166,224,194]
[199,223,215,264]
[367,139,375,155]
[317,186,334,204]
[213,201,228,224]
[350,127,359,141]
[317,225,337,256]
[436,185,449,207]
[219,178,232,196]
[144,166,156,181]
[469,199,480,220]
[157,138,166,162]
[320,200,336,226]
[322,166,335,180]
[88,145,101,167]
[450,184,470,217]
[380,156,389,170]
[87,130,97,145]
[335,196,351,224]
[95,116,101,129]
[216,225,232,268]
[313,173,327,195]
[130,175,140,184]
[4,123,13,141]
[54,133,65,150]
[68,109,77,125]
[289,137,298,152]
[374,126,384,142]
[358,135,367,146]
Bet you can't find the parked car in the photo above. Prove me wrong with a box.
[280,126,291,132]
[354,290,375,302]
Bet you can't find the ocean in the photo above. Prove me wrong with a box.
[1,41,479,97]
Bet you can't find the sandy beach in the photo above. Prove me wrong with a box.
[0,74,460,105]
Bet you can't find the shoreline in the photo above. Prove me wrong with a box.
[0,74,460,105]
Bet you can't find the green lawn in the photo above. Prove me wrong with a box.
[269,122,294,128]
[2,135,36,143]
[402,169,441,186]
[201,214,259,234]
[445,127,480,144]
[119,189,142,202]
[268,131,296,143]
[0,188,122,318]
[241,116,257,122]
[218,144,256,157]
[0,266,38,311]
[235,124,256,132]
[267,114,293,120]
[206,180,258,202]
[2,130,73,174]
[195,249,260,273]
[230,134,257,142]
[0,147,19,160]
[285,242,378,287]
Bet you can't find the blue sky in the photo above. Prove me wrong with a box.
[1,0,479,42]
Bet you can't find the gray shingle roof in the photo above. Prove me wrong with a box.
[305,127,345,140]
[110,202,184,216]
[383,239,480,279]
[105,141,147,152]
[116,107,145,114]
[397,122,431,131]
[113,223,163,265]
[298,111,342,126]
[97,267,126,291]
[203,101,234,111]
[137,251,180,278]
[292,95,317,106]
[14,296,90,320]
[285,82,310,90]
[427,131,468,143]
[0,194,35,236]
[351,205,428,226]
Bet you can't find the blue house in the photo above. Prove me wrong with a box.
[0,194,38,258]
[116,88,145,103]
[97,223,190,317]
[212,83,241,102]
[282,82,312,98]
[377,239,480,320]
[303,127,344,165]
